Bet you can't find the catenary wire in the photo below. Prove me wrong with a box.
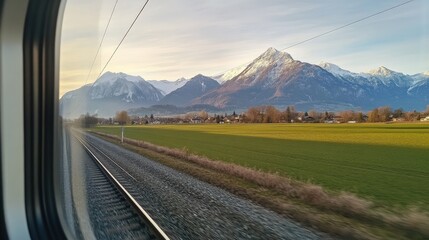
[96,0,150,80]
[84,0,119,85]
[281,0,415,51]
[215,0,417,71]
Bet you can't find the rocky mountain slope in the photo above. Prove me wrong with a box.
[160,74,220,107]
[60,72,163,118]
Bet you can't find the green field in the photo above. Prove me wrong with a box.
[93,123,429,208]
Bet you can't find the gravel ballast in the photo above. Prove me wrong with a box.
[80,131,328,239]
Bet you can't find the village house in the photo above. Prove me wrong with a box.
[420,116,429,122]
[191,117,203,124]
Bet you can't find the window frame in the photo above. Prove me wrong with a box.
[22,0,68,239]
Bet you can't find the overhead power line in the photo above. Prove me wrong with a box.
[85,0,119,85]
[96,0,151,80]
[281,0,415,51]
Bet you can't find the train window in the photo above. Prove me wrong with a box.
[58,0,429,239]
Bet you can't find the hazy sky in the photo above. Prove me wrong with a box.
[60,0,429,96]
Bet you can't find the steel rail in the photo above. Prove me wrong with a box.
[74,134,170,240]
[84,139,138,182]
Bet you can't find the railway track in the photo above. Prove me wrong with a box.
[74,134,170,240]
[72,130,327,239]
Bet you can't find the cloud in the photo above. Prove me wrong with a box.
[60,0,429,96]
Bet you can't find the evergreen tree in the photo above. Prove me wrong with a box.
[216,115,221,123]
[285,106,291,122]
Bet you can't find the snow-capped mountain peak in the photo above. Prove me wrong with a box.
[92,71,116,86]
[212,64,247,83]
[234,47,295,87]
[368,66,395,76]
[318,61,355,77]
[410,71,429,86]
[60,71,164,118]
[175,77,188,83]
[93,71,146,87]
[147,77,189,95]
[88,71,163,102]
[365,66,414,88]
[259,47,293,62]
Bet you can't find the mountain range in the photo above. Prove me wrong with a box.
[147,78,188,95]
[159,74,220,106]
[60,72,163,118]
[60,47,429,118]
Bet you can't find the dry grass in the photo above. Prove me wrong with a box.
[91,130,429,239]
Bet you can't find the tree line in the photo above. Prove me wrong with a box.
[242,105,429,123]
[74,111,130,128]
[74,105,429,127]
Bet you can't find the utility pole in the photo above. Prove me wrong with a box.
[115,110,129,143]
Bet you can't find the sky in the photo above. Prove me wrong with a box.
[60,0,429,97]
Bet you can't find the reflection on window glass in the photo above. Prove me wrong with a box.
[59,0,429,239]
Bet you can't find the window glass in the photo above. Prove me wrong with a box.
[59,1,429,239]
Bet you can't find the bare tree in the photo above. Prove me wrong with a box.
[264,106,281,123]
[78,113,98,128]
[115,111,129,143]
[339,110,355,122]
[246,107,261,123]
[357,112,364,122]
[378,106,392,122]
[367,108,379,122]
[198,111,209,121]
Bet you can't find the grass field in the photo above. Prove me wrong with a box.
[93,123,429,209]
